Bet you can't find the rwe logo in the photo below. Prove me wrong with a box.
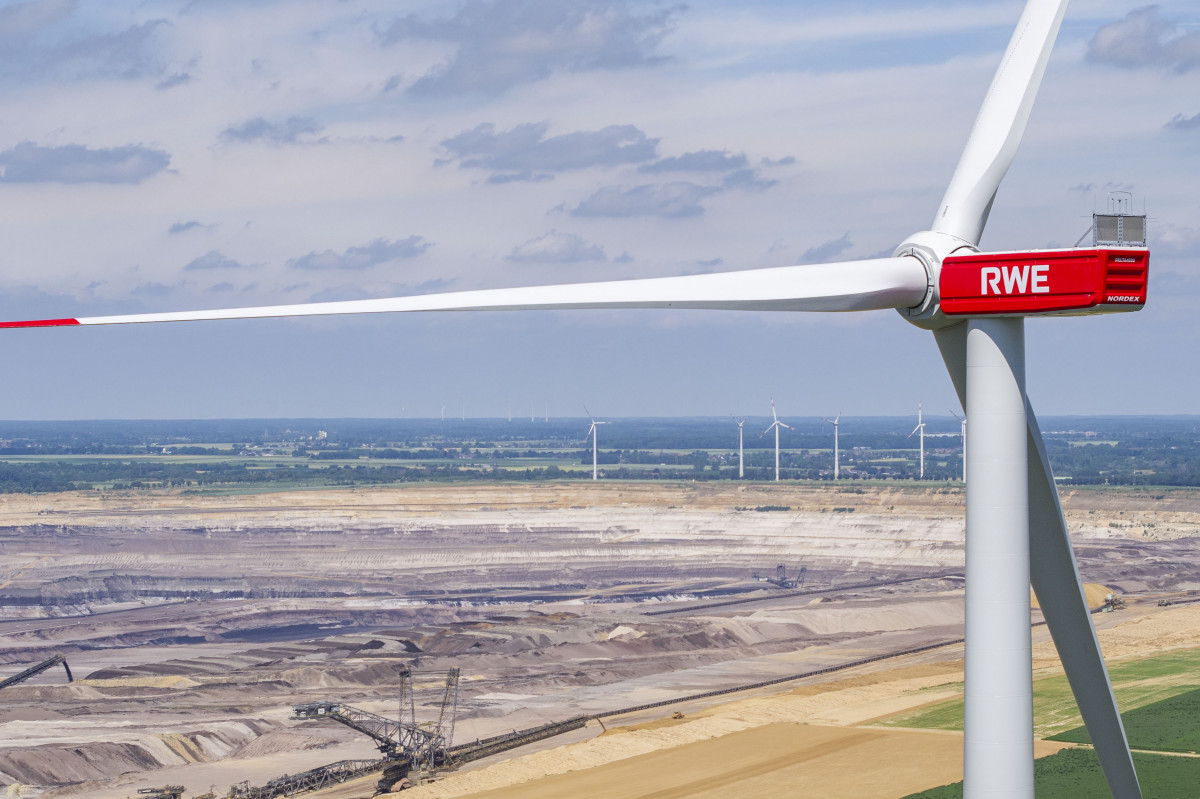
[980,264,1049,296]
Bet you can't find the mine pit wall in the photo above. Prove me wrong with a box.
[0,720,275,787]
[0,502,970,616]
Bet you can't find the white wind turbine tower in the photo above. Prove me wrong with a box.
[731,416,747,479]
[909,403,927,480]
[951,409,968,483]
[822,409,843,480]
[760,399,793,483]
[583,407,608,482]
[5,2,1149,795]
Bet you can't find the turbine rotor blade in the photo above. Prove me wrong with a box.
[1026,403,1142,798]
[932,0,1069,246]
[0,257,929,329]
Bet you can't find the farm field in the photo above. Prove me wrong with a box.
[904,749,1200,799]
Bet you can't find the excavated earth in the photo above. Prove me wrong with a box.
[1,482,1198,798]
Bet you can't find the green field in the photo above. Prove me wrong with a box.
[878,646,1200,737]
[1049,687,1200,753]
[903,749,1200,798]
[889,647,1200,797]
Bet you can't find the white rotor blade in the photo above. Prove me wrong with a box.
[0,257,928,329]
[932,0,1069,246]
[933,323,1142,799]
[1027,402,1142,799]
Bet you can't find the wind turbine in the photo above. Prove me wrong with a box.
[822,410,843,480]
[760,399,793,483]
[951,409,968,483]
[1,2,1148,796]
[909,403,926,480]
[731,416,747,479]
[583,407,608,482]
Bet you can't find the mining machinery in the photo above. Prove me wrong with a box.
[292,667,461,778]
[136,787,184,799]
[0,654,73,691]
[753,564,806,589]
[1101,593,1126,613]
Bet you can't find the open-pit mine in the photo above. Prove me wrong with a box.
[3,482,1200,798]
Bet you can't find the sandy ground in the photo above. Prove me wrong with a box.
[2,483,1199,798]
[373,602,1200,799]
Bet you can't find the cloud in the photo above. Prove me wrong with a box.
[220,116,324,145]
[183,250,250,270]
[0,141,170,184]
[798,233,853,264]
[169,220,215,235]
[156,72,192,91]
[440,122,658,180]
[1087,6,1200,72]
[506,230,606,263]
[571,182,721,218]
[1165,112,1200,130]
[722,168,777,192]
[207,282,235,293]
[380,0,679,96]
[638,150,747,174]
[487,170,554,184]
[0,6,169,83]
[0,0,74,39]
[131,281,182,297]
[288,237,431,271]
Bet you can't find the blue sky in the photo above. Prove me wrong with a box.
[0,0,1196,420]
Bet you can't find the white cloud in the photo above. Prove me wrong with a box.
[220,116,324,145]
[183,250,250,270]
[1087,6,1200,71]
[380,0,679,96]
[288,237,432,271]
[506,230,606,263]
[571,181,721,218]
[439,122,659,179]
[0,141,170,184]
[797,233,853,264]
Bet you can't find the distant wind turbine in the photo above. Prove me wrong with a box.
[909,402,926,479]
[731,416,747,479]
[822,409,843,479]
[584,407,608,481]
[760,399,793,482]
[951,409,967,483]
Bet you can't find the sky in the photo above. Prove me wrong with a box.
[0,0,1197,421]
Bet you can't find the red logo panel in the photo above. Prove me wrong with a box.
[939,248,1148,316]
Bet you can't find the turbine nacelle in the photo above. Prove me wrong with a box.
[893,229,1150,329]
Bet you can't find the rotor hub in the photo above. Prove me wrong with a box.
[893,229,978,330]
